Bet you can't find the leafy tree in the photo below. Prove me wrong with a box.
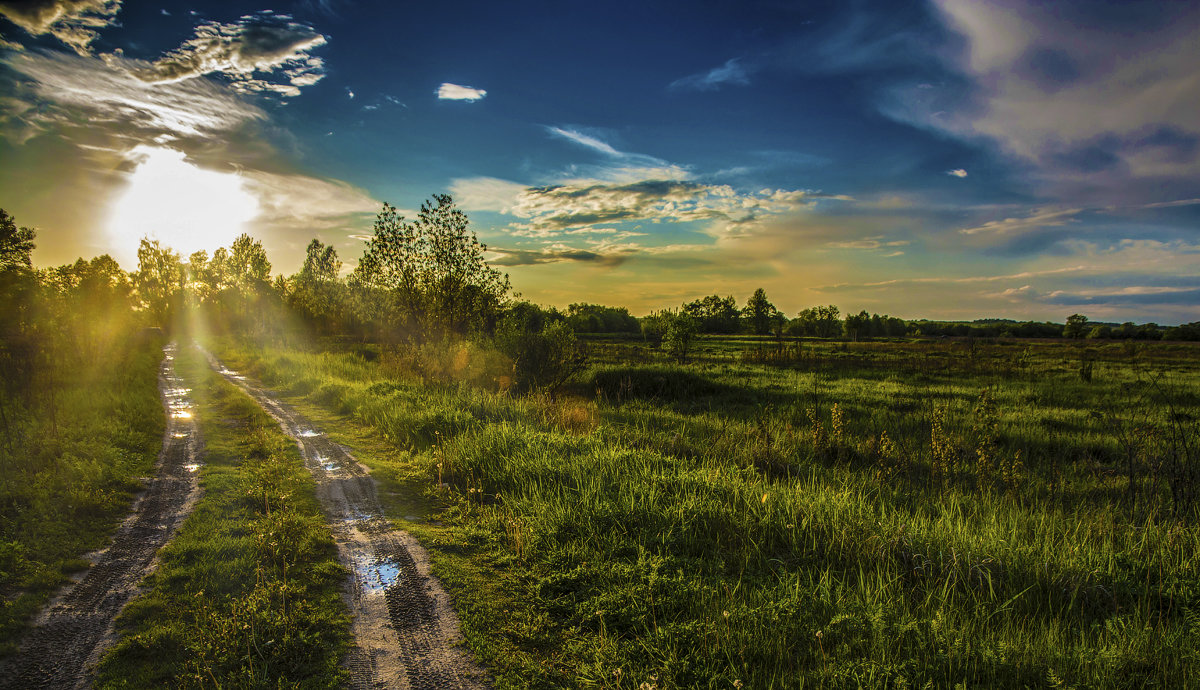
[0,209,35,272]
[793,305,842,338]
[1063,313,1089,339]
[134,239,184,328]
[663,311,699,362]
[743,288,776,335]
[566,303,638,333]
[288,239,348,335]
[353,196,510,341]
[683,294,740,333]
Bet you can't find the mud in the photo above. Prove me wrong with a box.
[0,343,203,689]
[207,354,490,690]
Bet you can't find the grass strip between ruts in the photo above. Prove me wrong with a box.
[96,345,350,689]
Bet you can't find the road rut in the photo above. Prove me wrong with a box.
[0,343,203,689]
[207,352,490,690]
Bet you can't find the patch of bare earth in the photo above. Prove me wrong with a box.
[207,353,491,690]
[0,343,203,689]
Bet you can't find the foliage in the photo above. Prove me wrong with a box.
[1064,313,1090,339]
[352,196,511,342]
[134,239,184,328]
[566,303,638,334]
[662,311,698,362]
[792,305,843,338]
[682,294,740,334]
[495,317,587,397]
[743,287,778,335]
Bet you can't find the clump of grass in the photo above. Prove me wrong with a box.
[97,347,349,688]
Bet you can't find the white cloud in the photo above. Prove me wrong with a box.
[241,169,379,233]
[6,49,265,139]
[959,207,1081,235]
[0,0,121,54]
[449,176,528,212]
[669,57,752,91]
[546,126,622,156]
[132,12,327,97]
[946,168,968,178]
[437,82,486,101]
[923,0,1200,193]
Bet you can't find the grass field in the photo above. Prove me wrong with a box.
[97,345,351,688]
[0,333,165,656]
[213,334,1200,688]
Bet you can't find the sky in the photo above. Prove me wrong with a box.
[1,0,1198,323]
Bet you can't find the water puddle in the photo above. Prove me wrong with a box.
[183,464,201,473]
[172,432,188,439]
[316,455,338,472]
[298,429,322,438]
[355,554,402,592]
[170,409,193,419]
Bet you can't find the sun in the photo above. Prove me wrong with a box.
[107,146,260,267]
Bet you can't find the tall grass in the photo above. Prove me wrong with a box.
[0,333,165,656]
[221,337,1199,687]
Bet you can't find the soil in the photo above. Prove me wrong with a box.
[0,344,203,689]
[207,353,490,690]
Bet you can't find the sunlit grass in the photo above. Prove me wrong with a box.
[218,336,1200,687]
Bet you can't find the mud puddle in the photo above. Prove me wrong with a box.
[207,354,489,690]
[0,343,203,689]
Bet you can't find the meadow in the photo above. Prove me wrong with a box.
[214,334,1200,688]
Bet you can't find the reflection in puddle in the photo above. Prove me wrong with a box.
[184,464,201,472]
[355,554,401,592]
[298,429,322,437]
[170,410,193,419]
[316,455,338,472]
[172,432,188,438]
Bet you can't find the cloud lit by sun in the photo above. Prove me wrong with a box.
[106,147,259,267]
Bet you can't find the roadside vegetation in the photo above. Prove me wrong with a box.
[0,211,164,655]
[97,345,350,688]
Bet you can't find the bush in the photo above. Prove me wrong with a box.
[495,320,586,397]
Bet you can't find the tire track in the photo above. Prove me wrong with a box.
[206,352,490,690]
[0,343,203,689]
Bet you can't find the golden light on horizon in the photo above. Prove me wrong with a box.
[106,146,259,267]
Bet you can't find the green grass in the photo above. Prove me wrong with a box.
[218,336,1200,688]
[0,332,166,656]
[96,345,350,689]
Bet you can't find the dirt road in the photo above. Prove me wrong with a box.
[207,353,490,690]
[0,344,203,689]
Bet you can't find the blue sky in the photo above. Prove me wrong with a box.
[1,0,1198,322]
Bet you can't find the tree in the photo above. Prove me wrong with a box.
[353,196,510,341]
[683,294,740,333]
[743,288,776,335]
[134,239,184,328]
[0,209,35,272]
[1063,313,1089,339]
[793,305,842,338]
[663,312,699,362]
[289,239,348,335]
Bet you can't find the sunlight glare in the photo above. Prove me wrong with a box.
[107,146,259,266]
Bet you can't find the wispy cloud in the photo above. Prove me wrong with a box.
[1144,198,1200,209]
[489,245,636,267]
[669,57,752,91]
[959,207,1081,235]
[546,126,622,156]
[131,12,327,97]
[0,0,121,54]
[946,168,968,178]
[437,82,486,101]
[5,49,265,141]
